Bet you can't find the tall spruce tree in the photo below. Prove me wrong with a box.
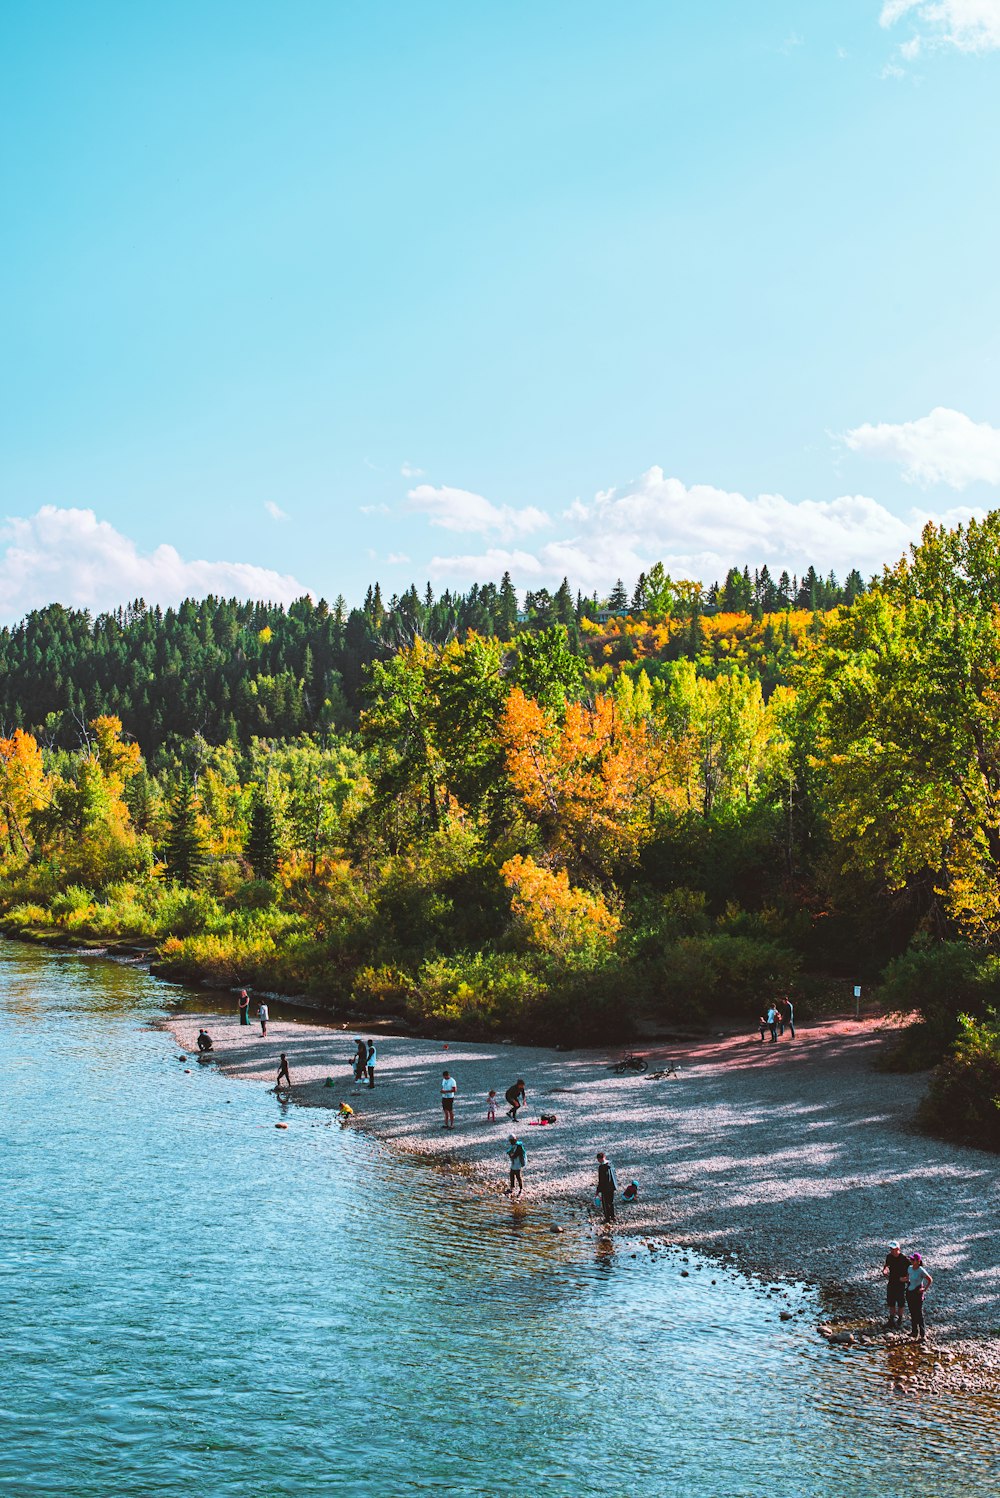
[246,795,280,880]
[163,775,205,886]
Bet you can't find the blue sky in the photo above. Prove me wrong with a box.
[1,1,999,618]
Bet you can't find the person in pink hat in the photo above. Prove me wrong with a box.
[906,1253,933,1340]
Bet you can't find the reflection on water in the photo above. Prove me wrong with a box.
[1,942,998,1498]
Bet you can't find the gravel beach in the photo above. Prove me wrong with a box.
[168,1007,1000,1387]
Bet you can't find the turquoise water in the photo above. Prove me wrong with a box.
[1,941,997,1497]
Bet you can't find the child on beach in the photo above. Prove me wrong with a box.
[487,1089,498,1122]
[258,1001,269,1036]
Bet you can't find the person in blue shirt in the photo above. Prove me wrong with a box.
[506,1136,526,1196]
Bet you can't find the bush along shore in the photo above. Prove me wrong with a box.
[4,518,1000,1146]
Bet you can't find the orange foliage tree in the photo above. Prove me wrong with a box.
[501,688,674,879]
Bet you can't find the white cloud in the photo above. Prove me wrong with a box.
[386,552,411,565]
[406,483,549,541]
[0,506,310,622]
[880,1,1000,53]
[844,407,1000,488]
[360,503,391,516]
[400,461,425,478]
[424,466,986,591]
[264,500,288,521]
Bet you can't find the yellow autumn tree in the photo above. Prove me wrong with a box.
[500,854,619,966]
[0,729,49,856]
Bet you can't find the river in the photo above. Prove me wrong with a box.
[1,940,997,1496]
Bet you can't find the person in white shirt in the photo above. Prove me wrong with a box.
[440,1070,457,1129]
[258,1002,269,1037]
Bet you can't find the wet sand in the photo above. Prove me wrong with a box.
[167,1007,1000,1386]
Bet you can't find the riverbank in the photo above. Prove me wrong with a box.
[167,1006,1000,1394]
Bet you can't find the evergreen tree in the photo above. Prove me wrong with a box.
[163,775,206,886]
[608,578,629,613]
[553,577,575,627]
[246,794,280,880]
[497,571,519,639]
[843,568,865,604]
[631,572,648,611]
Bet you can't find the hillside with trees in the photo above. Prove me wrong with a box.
[0,529,997,1147]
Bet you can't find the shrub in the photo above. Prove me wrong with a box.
[877,940,1000,1070]
[649,932,800,1021]
[918,1012,1000,1150]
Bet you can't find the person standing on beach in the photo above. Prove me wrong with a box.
[596,1151,618,1223]
[258,1001,269,1037]
[366,1039,377,1089]
[352,1038,367,1086]
[506,1136,525,1196]
[441,1070,457,1128]
[881,1242,908,1328]
[276,1053,291,1090]
[238,990,250,1026]
[505,1079,526,1121]
[781,995,795,1039]
[765,1006,779,1043]
[906,1254,932,1340]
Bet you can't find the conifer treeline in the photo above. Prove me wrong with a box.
[0,562,865,759]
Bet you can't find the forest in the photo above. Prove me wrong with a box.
[0,526,997,1147]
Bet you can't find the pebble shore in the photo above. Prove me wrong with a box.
[167,1008,1000,1396]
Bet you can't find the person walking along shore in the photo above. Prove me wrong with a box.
[258,1001,269,1037]
[441,1070,457,1128]
[506,1136,525,1196]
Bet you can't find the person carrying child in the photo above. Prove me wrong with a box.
[506,1136,526,1196]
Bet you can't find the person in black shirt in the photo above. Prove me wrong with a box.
[881,1241,908,1328]
[505,1080,526,1120]
[596,1151,617,1223]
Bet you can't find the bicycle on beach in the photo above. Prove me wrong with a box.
[612,1052,648,1074]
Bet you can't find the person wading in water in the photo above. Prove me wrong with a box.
[596,1151,618,1223]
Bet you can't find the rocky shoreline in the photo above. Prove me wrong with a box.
[165,1002,1000,1400]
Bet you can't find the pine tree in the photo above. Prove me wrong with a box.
[497,571,518,639]
[246,795,280,880]
[608,578,628,613]
[631,572,648,612]
[163,775,206,886]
